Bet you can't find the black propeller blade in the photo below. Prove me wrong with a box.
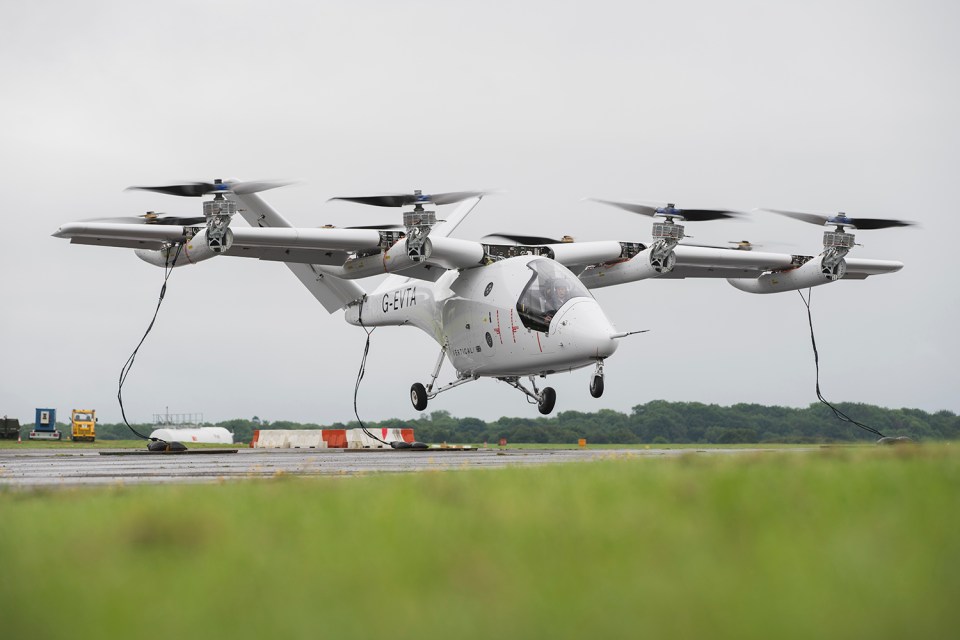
[587,198,741,222]
[127,182,215,198]
[762,208,915,230]
[483,233,566,245]
[84,213,207,226]
[126,180,291,198]
[682,240,762,251]
[321,224,404,231]
[329,190,484,208]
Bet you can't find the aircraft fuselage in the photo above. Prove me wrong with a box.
[344,256,619,377]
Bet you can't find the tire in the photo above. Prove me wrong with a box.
[410,383,428,411]
[538,387,557,415]
[589,375,604,398]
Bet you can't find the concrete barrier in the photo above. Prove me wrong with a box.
[250,430,327,449]
[251,428,415,449]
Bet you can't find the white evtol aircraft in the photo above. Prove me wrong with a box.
[53,179,908,415]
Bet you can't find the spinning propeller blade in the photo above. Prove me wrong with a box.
[329,190,484,208]
[587,198,741,221]
[321,224,404,231]
[483,233,566,245]
[682,240,762,251]
[83,213,207,226]
[762,208,914,230]
[126,180,292,198]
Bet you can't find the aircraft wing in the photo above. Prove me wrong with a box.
[53,221,457,291]
[54,222,382,252]
[580,243,903,289]
[665,246,798,278]
[54,222,187,250]
[666,246,902,279]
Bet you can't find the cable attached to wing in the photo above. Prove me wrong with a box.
[798,288,892,441]
[117,243,186,451]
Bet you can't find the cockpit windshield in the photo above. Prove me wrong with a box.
[516,258,591,332]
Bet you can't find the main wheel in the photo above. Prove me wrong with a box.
[410,383,428,411]
[538,387,557,415]
[589,375,604,398]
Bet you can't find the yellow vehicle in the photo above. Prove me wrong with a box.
[71,409,96,442]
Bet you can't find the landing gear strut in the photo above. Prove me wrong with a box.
[499,376,557,415]
[409,344,477,411]
[589,360,605,398]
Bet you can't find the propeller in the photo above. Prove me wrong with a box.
[761,208,914,230]
[329,190,484,208]
[321,224,403,231]
[682,239,763,251]
[587,198,742,222]
[483,233,572,245]
[84,212,207,226]
[126,179,292,198]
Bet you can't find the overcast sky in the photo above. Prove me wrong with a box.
[2,0,958,427]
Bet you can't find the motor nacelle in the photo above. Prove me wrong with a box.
[203,197,236,254]
[421,236,486,269]
[727,255,845,294]
[134,228,228,268]
[578,246,671,289]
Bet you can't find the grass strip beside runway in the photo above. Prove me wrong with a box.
[1,445,957,639]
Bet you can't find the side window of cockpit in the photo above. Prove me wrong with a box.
[516,258,591,333]
[516,267,549,332]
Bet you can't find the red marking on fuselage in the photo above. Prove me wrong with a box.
[495,310,503,344]
[536,331,542,352]
[510,309,519,343]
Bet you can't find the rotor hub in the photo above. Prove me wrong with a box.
[823,229,855,249]
[651,220,685,242]
[202,197,237,218]
[403,205,437,229]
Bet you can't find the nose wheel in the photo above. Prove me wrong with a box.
[589,375,604,398]
[589,360,605,398]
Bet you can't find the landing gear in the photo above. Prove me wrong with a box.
[410,344,477,410]
[410,383,428,411]
[589,375,604,398]
[538,387,557,414]
[498,376,558,415]
[589,360,605,398]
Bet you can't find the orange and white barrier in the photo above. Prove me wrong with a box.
[250,428,414,449]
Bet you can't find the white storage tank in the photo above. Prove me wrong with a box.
[148,427,233,444]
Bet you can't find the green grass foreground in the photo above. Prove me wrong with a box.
[1,446,958,639]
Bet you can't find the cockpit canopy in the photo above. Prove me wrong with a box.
[516,258,591,332]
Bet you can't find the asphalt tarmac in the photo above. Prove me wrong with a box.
[0,446,810,488]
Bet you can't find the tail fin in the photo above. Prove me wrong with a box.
[229,191,365,313]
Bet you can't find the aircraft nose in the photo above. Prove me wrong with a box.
[552,299,619,359]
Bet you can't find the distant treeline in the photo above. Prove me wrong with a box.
[88,401,958,444]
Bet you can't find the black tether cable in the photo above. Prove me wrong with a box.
[798,288,886,439]
[353,296,390,446]
[117,243,184,443]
